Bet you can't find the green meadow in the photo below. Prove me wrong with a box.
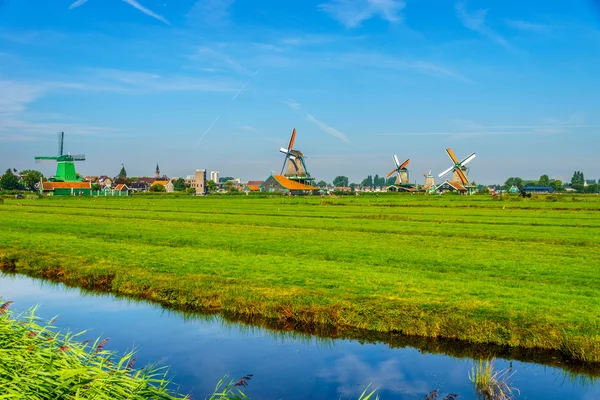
[0,194,599,363]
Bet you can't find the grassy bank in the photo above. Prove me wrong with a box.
[0,195,599,363]
[0,300,186,399]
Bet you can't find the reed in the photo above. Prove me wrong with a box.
[469,358,518,400]
[0,300,187,399]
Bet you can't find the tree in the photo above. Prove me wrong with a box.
[317,180,327,188]
[332,176,349,187]
[173,178,188,192]
[206,180,217,192]
[552,179,563,191]
[20,169,44,191]
[360,175,373,187]
[0,169,20,190]
[149,183,166,192]
[571,171,585,185]
[119,164,127,179]
[386,176,396,186]
[350,183,358,191]
[538,174,550,187]
[219,177,234,183]
[373,174,385,187]
[504,177,524,190]
[91,183,101,191]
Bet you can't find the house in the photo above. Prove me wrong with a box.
[184,169,207,195]
[437,181,467,194]
[522,186,554,194]
[41,181,92,196]
[245,180,264,192]
[260,175,319,195]
[97,176,112,188]
[152,180,174,192]
[508,185,520,194]
[115,183,130,194]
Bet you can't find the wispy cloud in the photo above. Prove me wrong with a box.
[188,46,254,76]
[187,0,235,25]
[338,52,472,83]
[455,1,515,53]
[69,0,89,10]
[319,0,406,28]
[306,114,350,143]
[505,19,550,33]
[122,0,170,25]
[283,98,301,111]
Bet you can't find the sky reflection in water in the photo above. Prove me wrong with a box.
[1,274,598,400]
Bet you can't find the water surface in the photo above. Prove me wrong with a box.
[1,274,598,399]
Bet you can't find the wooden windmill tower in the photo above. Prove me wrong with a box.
[386,155,416,192]
[438,148,476,192]
[386,155,410,185]
[35,132,86,182]
[423,169,436,191]
[279,128,315,186]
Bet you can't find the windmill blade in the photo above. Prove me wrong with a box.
[456,168,469,185]
[287,128,297,151]
[289,154,296,160]
[58,132,64,157]
[423,174,428,177]
[35,159,57,164]
[438,165,454,178]
[399,158,410,169]
[279,147,289,155]
[393,155,400,168]
[460,152,476,166]
[386,169,398,178]
[280,155,289,175]
[445,148,458,163]
[428,168,432,176]
[71,154,86,161]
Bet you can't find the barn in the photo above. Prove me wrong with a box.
[260,175,319,195]
[41,181,92,196]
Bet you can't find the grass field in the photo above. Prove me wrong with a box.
[0,194,599,363]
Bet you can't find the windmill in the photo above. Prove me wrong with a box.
[423,169,435,190]
[386,155,410,185]
[438,148,476,187]
[35,132,85,182]
[279,128,314,185]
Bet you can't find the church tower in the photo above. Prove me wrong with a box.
[155,164,160,179]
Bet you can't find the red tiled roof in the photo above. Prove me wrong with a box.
[272,175,318,190]
[247,180,264,186]
[115,184,128,191]
[42,181,91,190]
[446,181,467,191]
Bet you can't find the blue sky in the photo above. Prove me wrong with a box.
[1,0,599,184]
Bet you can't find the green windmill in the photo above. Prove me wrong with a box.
[35,132,85,182]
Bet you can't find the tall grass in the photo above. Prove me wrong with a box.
[469,359,518,400]
[0,300,187,399]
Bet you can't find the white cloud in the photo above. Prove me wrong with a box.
[338,52,471,83]
[306,114,350,143]
[122,0,171,25]
[0,81,44,116]
[188,0,235,25]
[69,0,170,24]
[283,98,301,111]
[69,0,89,10]
[319,0,405,28]
[505,19,549,33]
[455,1,515,53]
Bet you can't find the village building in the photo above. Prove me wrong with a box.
[152,180,174,192]
[261,175,319,195]
[184,169,207,195]
[41,181,92,196]
[245,180,264,192]
[436,181,468,194]
[522,186,554,194]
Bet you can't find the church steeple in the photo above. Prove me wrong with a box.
[155,163,160,179]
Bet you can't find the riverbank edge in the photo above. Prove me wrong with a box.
[1,249,598,367]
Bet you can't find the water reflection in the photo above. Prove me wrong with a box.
[1,273,599,399]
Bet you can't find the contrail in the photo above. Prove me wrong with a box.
[196,116,220,146]
[196,69,260,147]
